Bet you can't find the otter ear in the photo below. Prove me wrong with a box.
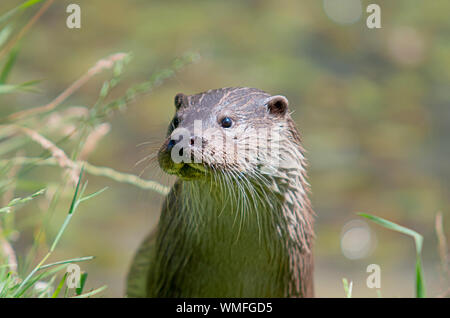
[174,93,188,110]
[266,95,289,116]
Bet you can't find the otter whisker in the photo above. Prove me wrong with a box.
[135,152,158,167]
[130,87,315,298]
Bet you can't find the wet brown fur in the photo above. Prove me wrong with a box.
[128,87,315,297]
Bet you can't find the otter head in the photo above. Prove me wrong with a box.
[158,87,293,181]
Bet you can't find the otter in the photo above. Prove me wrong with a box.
[126,87,315,297]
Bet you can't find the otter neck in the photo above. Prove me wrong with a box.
[150,173,314,297]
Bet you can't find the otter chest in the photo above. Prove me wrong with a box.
[153,182,290,297]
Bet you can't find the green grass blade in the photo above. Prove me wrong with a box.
[49,214,74,252]
[0,188,45,213]
[0,79,41,94]
[76,272,88,295]
[0,0,43,25]
[14,169,84,296]
[78,186,108,203]
[416,262,425,297]
[0,25,13,48]
[342,278,353,298]
[0,272,16,297]
[38,256,95,271]
[0,45,19,83]
[358,213,426,298]
[36,275,56,297]
[51,273,67,298]
[14,264,66,297]
[50,166,84,251]
[72,285,107,298]
[67,166,84,215]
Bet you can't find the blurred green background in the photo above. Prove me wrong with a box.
[0,0,448,297]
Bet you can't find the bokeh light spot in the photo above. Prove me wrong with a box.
[340,220,376,260]
[323,0,362,25]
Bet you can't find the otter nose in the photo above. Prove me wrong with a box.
[167,139,176,151]
[167,138,184,157]
[167,136,201,152]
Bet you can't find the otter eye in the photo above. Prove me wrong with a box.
[221,117,233,128]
